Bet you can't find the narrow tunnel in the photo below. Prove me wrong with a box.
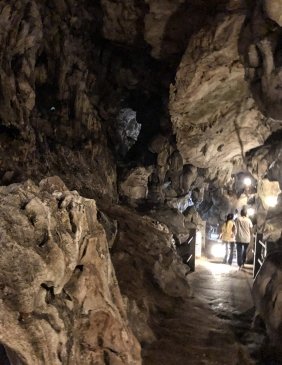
[0,0,282,364]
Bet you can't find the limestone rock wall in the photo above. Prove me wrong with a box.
[240,0,282,120]
[0,0,116,198]
[102,204,191,345]
[0,177,141,365]
[169,7,272,169]
[246,141,282,239]
[253,247,282,350]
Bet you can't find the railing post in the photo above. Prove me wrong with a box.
[253,233,263,278]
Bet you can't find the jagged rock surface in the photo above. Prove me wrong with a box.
[0,177,141,365]
[240,0,282,120]
[253,246,282,351]
[101,204,192,345]
[170,8,272,169]
[0,0,116,198]
[247,142,282,239]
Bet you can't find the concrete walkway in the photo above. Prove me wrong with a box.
[190,258,254,316]
[143,258,259,365]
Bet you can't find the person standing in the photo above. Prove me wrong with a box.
[235,209,253,269]
[220,213,236,265]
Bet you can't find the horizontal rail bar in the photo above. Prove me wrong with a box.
[259,240,266,249]
[186,254,193,263]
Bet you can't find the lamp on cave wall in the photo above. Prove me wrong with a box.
[265,195,278,208]
[247,207,255,217]
[258,179,280,210]
[243,177,252,187]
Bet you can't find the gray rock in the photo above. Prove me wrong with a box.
[116,108,141,156]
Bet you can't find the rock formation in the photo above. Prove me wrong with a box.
[0,177,141,365]
[240,0,282,120]
[0,0,116,198]
[253,244,282,351]
[170,6,272,169]
[102,204,192,345]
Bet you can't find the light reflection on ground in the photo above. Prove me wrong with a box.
[195,257,252,278]
[191,257,254,314]
[203,261,236,277]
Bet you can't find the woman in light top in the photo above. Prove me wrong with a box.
[220,213,236,265]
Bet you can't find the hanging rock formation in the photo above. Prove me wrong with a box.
[240,0,282,120]
[170,5,273,169]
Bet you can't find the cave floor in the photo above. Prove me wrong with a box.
[143,258,275,365]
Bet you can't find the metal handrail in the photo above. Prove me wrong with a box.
[176,228,196,272]
[253,233,267,279]
[258,240,266,249]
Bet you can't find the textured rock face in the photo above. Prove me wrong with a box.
[241,0,282,120]
[0,0,116,198]
[119,166,153,203]
[170,10,272,168]
[0,177,141,365]
[101,0,146,45]
[253,248,282,349]
[103,204,191,345]
[115,108,141,157]
[247,142,282,239]
[263,0,282,26]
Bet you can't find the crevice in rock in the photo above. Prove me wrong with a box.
[41,282,55,303]
[0,344,11,365]
[38,231,49,248]
[75,265,84,273]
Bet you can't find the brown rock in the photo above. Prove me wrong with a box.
[263,0,282,26]
[0,178,141,365]
[119,166,153,203]
[170,12,272,168]
[253,249,282,350]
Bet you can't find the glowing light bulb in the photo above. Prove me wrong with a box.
[247,207,255,216]
[265,196,278,208]
[211,244,225,258]
[244,177,252,187]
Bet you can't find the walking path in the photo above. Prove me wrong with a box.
[143,258,262,365]
[190,258,254,316]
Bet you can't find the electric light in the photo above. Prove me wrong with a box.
[210,243,225,258]
[243,177,252,187]
[265,196,278,208]
[247,207,255,216]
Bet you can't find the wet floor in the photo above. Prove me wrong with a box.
[191,259,282,365]
[190,258,254,316]
[143,258,281,365]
